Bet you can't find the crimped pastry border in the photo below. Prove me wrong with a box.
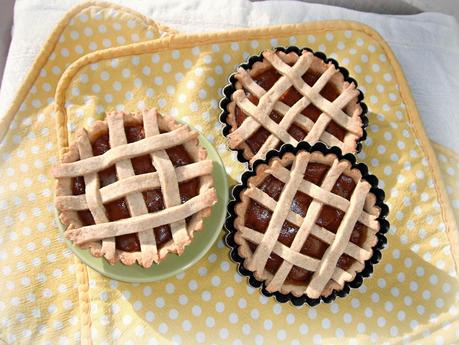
[224,47,365,162]
[55,111,216,267]
[225,142,389,306]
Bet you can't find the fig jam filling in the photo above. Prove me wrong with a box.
[72,125,199,252]
[235,67,349,154]
[245,162,368,285]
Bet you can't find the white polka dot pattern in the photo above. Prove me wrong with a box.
[1,5,458,345]
[433,143,459,227]
[0,4,166,343]
[56,25,459,344]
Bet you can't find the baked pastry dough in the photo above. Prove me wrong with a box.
[53,109,216,268]
[232,148,381,298]
[225,49,365,164]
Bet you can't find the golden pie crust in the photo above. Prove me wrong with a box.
[233,149,381,298]
[53,109,217,268]
[226,49,364,164]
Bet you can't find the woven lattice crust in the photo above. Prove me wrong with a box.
[220,46,368,165]
[225,142,388,305]
[54,109,216,268]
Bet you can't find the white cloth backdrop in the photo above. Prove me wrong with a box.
[1,0,459,151]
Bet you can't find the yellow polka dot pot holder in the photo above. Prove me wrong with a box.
[0,1,458,344]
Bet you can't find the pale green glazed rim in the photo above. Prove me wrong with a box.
[56,134,228,283]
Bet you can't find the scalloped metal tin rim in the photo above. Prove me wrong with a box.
[218,46,369,165]
[224,141,389,307]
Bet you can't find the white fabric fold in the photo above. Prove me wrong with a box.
[1,0,459,150]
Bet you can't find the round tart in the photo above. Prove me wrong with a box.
[220,47,367,165]
[226,143,388,304]
[53,109,217,268]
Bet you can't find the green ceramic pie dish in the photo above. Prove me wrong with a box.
[56,134,228,283]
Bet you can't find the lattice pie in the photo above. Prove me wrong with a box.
[53,109,217,268]
[224,48,366,165]
[232,147,383,299]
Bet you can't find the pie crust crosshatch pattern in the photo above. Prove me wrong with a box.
[51,21,459,343]
[53,109,217,268]
[0,2,178,344]
[0,0,458,342]
[220,46,368,165]
[226,142,389,306]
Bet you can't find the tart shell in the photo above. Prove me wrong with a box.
[219,46,368,165]
[55,111,216,268]
[224,142,388,306]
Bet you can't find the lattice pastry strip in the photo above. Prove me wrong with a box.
[306,179,371,298]
[76,129,116,262]
[240,188,375,263]
[235,67,350,151]
[267,51,357,130]
[107,113,157,267]
[226,49,363,163]
[53,109,217,267]
[55,161,211,210]
[269,158,355,293]
[246,151,311,274]
[234,150,381,298]
[54,125,196,177]
[267,162,378,229]
[66,191,215,243]
[230,53,316,148]
[238,227,354,284]
[144,109,189,257]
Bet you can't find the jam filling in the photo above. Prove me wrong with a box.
[72,125,199,252]
[235,67,350,154]
[245,162,368,285]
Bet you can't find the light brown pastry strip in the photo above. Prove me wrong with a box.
[253,65,339,162]
[265,50,358,132]
[55,161,213,211]
[108,112,158,267]
[252,95,309,162]
[244,185,373,263]
[247,151,310,274]
[267,161,379,229]
[239,225,320,271]
[231,90,296,146]
[266,159,347,292]
[304,85,360,145]
[268,161,349,210]
[53,125,198,177]
[76,129,116,262]
[237,66,316,136]
[144,108,188,256]
[306,180,371,298]
[228,52,313,149]
[236,66,344,152]
[239,226,354,284]
[66,189,216,245]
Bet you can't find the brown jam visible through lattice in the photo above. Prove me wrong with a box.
[245,162,368,285]
[235,65,353,154]
[72,125,199,253]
